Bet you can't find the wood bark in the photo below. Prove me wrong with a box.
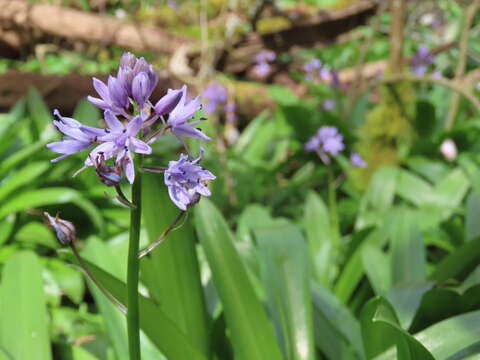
[0,0,193,54]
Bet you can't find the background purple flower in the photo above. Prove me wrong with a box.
[203,82,228,114]
[305,126,345,164]
[253,62,271,77]
[322,99,336,111]
[255,50,276,63]
[411,45,434,75]
[351,152,367,168]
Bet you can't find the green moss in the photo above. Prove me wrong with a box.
[353,80,415,188]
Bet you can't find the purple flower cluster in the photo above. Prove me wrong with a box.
[252,50,276,77]
[411,45,434,76]
[305,126,366,167]
[47,52,215,210]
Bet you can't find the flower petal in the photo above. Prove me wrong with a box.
[172,123,211,141]
[104,110,124,132]
[126,115,142,137]
[92,78,110,101]
[129,137,152,154]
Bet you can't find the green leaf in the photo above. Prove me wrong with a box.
[15,222,59,249]
[431,236,480,283]
[141,174,209,356]
[0,136,53,178]
[334,229,386,303]
[73,257,208,360]
[0,162,50,202]
[356,167,398,230]
[383,311,480,360]
[73,99,100,127]
[465,192,480,242]
[387,208,426,285]
[362,244,391,296]
[395,169,433,207]
[304,191,335,287]
[0,251,52,360]
[311,283,365,360]
[0,187,103,231]
[360,297,434,360]
[195,199,283,360]
[47,258,84,304]
[385,283,432,330]
[26,87,52,139]
[423,168,470,221]
[255,223,315,360]
[414,100,436,137]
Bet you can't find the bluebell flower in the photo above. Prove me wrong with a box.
[253,62,271,77]
[85,111,152,183]
[350,152,367,168]
[322,99,336,111]
[167,85,211,141]
[411,45,434,76]
[87,76,129,115]
[46,109,104,162]
[255,50,276,63]
[305,126,345,164]
[303,59,322,80]
[164,148,216,210]
[203,82,228,114]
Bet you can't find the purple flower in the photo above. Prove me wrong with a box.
[117,53,159,98]
[203,82,228,114]
[89,53,159,113]
[85,111,152,184]
[46,109,104,162]
[351,152,367,168]
[43,212,76,245]
[167,85,211,141]
[164,148,216,210]
[304,59,322,73]
[411,45,434,76]
[253,62,271,77]
[322,99,336,111]
[305,126,345,164]
[87,76,129,115]
[255,50,276,63]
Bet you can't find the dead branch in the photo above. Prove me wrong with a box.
[0,0,193,54]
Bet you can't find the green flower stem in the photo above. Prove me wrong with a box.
[127,158,143,360]
[327,166,340,243]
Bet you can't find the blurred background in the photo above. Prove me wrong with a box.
[1,0,480,359]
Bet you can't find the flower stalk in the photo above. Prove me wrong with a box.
[127,157,143,360]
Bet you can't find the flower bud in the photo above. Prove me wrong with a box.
[440,139,457,162]
[154,89,183,116]
[43,212,76,245]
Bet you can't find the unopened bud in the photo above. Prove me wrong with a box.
[440,139,457,162]
[43,212,76,245]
